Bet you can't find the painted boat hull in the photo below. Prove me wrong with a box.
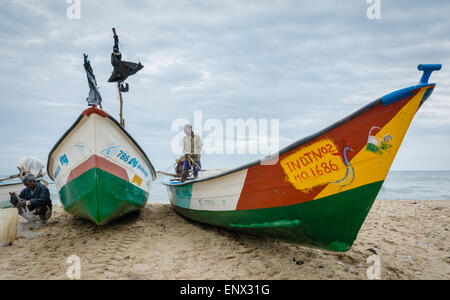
[164,67,440,252]
[0,183,22,209]
[47,107,156,225]
[171,181,383,252]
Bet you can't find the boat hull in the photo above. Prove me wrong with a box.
[47,107,156,225]
[169,181,383,252]
[60,166,149,225]
[165,76,439,251]
[0,183,22,209]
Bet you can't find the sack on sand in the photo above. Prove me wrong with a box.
[0,208,18,246]
[17,157,44,177]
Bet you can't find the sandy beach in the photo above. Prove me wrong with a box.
[0,200,448,280]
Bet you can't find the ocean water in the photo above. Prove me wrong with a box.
[376,170,450,200]
[0,176,168,206]
[2,170,449,206]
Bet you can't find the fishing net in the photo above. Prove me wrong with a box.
[0,208,18,246]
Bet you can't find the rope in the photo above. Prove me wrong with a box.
[160,162,177,173]
[186,155,201,170]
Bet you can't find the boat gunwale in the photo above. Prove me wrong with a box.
[163,83,435,187]
[0,182,23,188]
[47,108,157,181]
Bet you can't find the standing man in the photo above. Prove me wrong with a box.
[9,174,52,224]
[181,124,203,182]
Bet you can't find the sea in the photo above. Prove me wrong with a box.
[376,170,450,200]
[1,170,450,206]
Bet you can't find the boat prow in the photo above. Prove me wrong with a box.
[163,64,442,252]
[47,107,156,225]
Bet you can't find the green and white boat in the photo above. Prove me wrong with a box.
[47,106,156,225]
[47,30,155,225]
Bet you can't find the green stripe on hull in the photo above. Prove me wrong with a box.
[59,168,148,225]
[172,181,384,252]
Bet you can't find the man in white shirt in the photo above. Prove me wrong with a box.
[181,124,202,182]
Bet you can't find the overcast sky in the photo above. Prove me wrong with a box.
[0,0,449,175]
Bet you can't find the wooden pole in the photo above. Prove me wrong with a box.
[157,171,178,177]
[118,83,125,128]
[0,173,46,183]
[0,174,19,183]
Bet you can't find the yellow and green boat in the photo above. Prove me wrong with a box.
[164,64,442,252]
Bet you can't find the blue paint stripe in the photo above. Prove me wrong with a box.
[381,84,432,106]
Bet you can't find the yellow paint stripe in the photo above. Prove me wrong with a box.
[314,87,427,200]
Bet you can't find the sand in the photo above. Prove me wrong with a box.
[0,200,448,280]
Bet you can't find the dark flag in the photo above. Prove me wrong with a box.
[108,29,144,83]
[83,54,102,107]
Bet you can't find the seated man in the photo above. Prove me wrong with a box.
[9,174,52,224]
[181,124,203,182]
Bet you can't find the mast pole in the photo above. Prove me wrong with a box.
[113,28,125,128]
[118,83,125,128]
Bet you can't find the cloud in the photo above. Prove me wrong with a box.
[0,0,449,174]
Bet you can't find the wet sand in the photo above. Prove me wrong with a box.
[0,200,448,280]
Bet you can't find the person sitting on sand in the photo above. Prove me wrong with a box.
[181,124,203,182]
[9,174,52,224]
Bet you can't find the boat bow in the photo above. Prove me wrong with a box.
[47,107,156,225]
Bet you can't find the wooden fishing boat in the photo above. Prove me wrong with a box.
[0,183,22,209]
[0,158,48,209]
[47,29,155,225]
[47,107,156,225]
[163,64,442,252]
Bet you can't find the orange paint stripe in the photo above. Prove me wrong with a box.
[67,155,129,184]
[236,92,417,211]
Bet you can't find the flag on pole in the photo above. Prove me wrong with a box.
[108,28,144,84]
[83,54,102,107]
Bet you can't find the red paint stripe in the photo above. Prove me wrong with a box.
[236,93,417,211]
[67,155,129,184]
[82,107,109,118]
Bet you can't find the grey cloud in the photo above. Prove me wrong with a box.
[0,0,449,174]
